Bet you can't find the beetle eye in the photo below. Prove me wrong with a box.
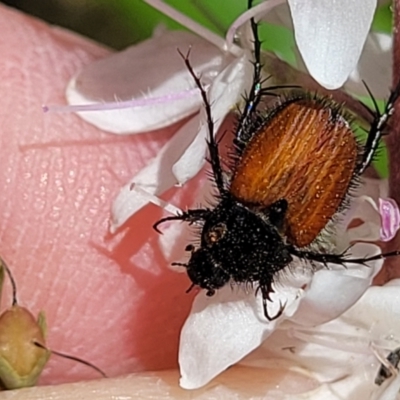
[205,222,227,245]
[185,244,195,252]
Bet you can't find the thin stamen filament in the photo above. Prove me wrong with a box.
[225,0,285,49]
[143,0,242,55]
[130,183,182,216]
[44,88,199,113]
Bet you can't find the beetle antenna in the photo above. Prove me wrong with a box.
[33,341,107,378]
[178,49,225,194]
[153,208,210,233]
[234,0,263,151]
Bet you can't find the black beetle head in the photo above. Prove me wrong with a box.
[182,198,292,294]
[185,247,230,296]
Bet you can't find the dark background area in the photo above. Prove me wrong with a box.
[0,0,143,49]
[0,1,256,50]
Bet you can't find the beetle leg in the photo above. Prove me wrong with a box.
[290,247,400,267]
[358,80,400,174]
[258,281,286,321]
[153,208,210,233]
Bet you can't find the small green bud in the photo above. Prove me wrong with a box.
[0,306,50,389]
[0,257,106,390]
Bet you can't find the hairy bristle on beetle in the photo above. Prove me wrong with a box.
[153,0,400,321]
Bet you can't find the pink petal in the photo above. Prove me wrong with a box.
[379,198,400,242]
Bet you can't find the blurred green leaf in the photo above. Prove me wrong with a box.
[372,2,392,34]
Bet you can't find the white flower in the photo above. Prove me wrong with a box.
[45,1,400,397]
[178,178,400,397]
[240,279,400,399]
[45,0,382,231]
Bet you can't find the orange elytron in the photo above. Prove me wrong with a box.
[231,98,358,247]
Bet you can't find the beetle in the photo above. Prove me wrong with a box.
[154,0,400,320]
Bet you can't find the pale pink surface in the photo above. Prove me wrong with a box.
[0,5,197,385]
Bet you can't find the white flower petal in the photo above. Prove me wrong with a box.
[110,116,199,231]
[172,129,208,186]
[244,328,375,386]
[179,287,266,390]
[179,284,301,389]
[291,243,383,326]
[172,53,253,185]
[312,373,378,400]
[346,32,393,98]
[355,178,389,200]
[292,382,350,400]
[259,281,400,389]
[288,0,377,89]
[335,196,382,249]
[346,282,400,334]
[262,2,293,29]
[67,30,226,134]
[373,373,400,400]
[157,177,214,265]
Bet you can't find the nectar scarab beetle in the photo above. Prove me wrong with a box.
[154,0,400,321]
